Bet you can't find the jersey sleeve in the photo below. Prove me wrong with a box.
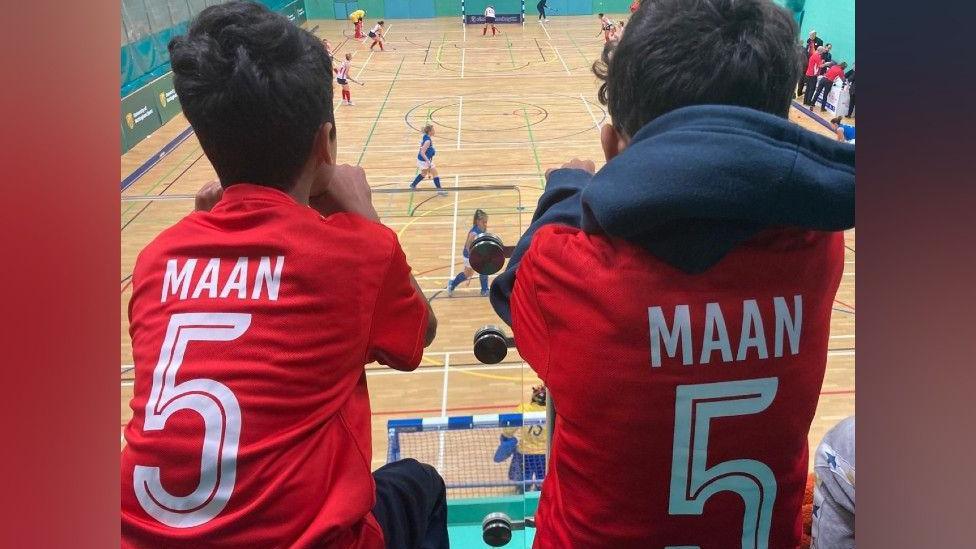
[510,229,552,382]
[366,232,428,371]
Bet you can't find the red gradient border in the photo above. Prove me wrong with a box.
[0,0,119,545]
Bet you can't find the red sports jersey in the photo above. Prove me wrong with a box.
[511,224,843,549]
[805,52,823,77]
[121,184,428,548]
[824,65,845,82]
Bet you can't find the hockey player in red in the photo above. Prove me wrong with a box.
[121,3,446,548]
[490,0,855,547]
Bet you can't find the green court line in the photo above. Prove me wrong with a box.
[506,34,517,68]
[520,107,545,189]
[121,145,201,217]
[565,30,590,65]
[435,31,447,64]
[357,59,404,167]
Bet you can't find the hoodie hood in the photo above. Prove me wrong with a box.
[580,104,855,273]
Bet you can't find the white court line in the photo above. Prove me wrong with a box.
[540,20,552,40]
[354,50,374,79]
[449,176,460,278]
[551,42,571,75]
[456,96,463,149]
[580,93,601,131]
[437,353,450,470]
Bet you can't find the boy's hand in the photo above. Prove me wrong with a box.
[309,164,380,222]
[545,158,596,180]
[194,180,223,212]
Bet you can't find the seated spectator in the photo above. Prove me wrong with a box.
[120,3,447,548]
[812,417,856,549]
[490,0,855,546]
[813,61,848,111]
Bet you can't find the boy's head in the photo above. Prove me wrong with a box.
[170,1,335,193]
[594,0,800,153]
[830,116,843,128]
[345,52,353,61]
[598,12,605,17]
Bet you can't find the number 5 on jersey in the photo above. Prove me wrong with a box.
[667,378,779,549]
[133,313,251,528]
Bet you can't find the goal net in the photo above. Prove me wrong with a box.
[387,412,546,499]
[462,0,525,24]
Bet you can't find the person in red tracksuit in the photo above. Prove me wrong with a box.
[803,46,826,106]
[489,0,855,547]
[812,61,849,112]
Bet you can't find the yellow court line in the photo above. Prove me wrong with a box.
[452,368,527,382]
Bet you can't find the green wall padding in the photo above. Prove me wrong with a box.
[798,0,854,63]
[466,0,521,15]
[305,0,336,18]
[591,0,633,14]
[435,0,461,17]
[355,0,385,18]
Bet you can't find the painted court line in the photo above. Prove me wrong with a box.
[437,353,450,470]
[456,96,463,149]
[550,43,570,75]
[356,58,404,166]
[121,126,195,191]
[580,93,600,131]
[448,177,460,284]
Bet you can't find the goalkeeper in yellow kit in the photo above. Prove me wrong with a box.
[494,385,548,493]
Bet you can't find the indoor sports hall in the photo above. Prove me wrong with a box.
[121,0,855,546]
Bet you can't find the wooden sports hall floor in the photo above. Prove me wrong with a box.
[120,16,855,473]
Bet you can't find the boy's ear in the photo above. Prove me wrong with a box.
[315,122,336,167]
[601,123,628,162]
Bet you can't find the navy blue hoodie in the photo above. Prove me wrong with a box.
[489,104,855,325]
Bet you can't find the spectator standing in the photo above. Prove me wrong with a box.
[806,30,823,54]
[812,61,848,111]
[803,46,826,105]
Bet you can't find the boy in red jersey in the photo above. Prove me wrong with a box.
[120,3,447,548]
[489,0,855,547]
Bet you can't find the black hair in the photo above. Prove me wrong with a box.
[593,0,801,137]
[598,12,605,16]
[169,1,333,191]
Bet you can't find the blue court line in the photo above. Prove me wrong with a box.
[120,125,195,192]
[791,100,837,131]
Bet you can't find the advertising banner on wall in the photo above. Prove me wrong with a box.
[149,73,181,124]
[121,84,163,152]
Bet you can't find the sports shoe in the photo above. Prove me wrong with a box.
[347,100,356,106]
[437,190,448,196]
[446,282,455,296]
[480,289,490,297]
